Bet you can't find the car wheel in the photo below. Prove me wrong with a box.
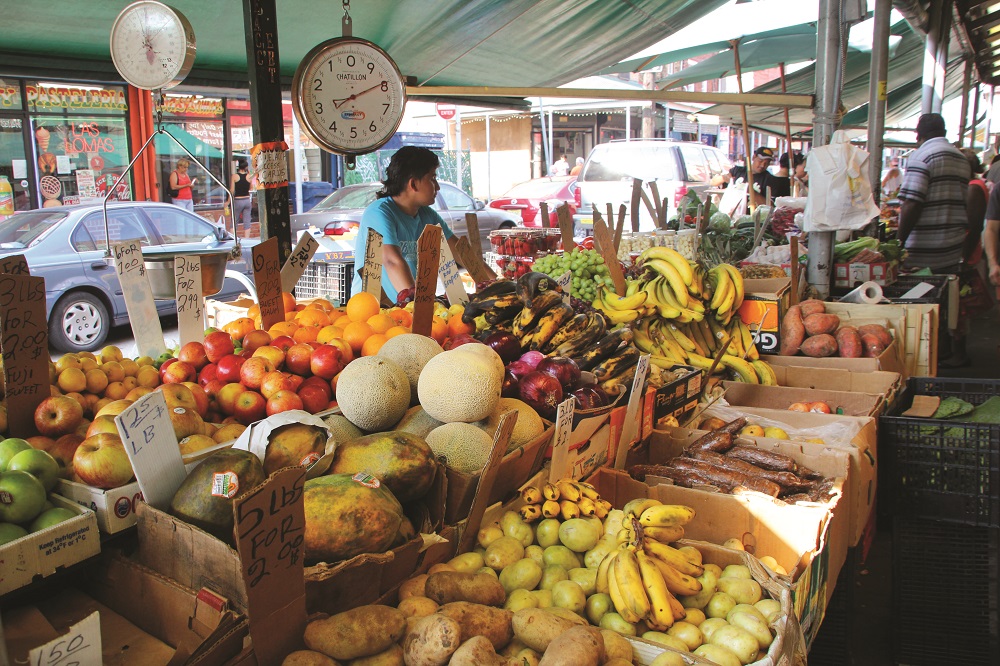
[49,292,109,353]
[499,220,516,229]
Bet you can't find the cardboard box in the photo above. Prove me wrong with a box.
[1,555,248,665]
[765,336,905,378]
[0,494,100,595]
[737,277,791,355]
[204,296,255,329]
[833,261,898,288]
[641,365,702,432]
[57,478,143,533]
[720,380,885,417]
[765,364,901,403]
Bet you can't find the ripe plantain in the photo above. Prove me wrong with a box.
[639,504,696,528]
[637,550,676,631]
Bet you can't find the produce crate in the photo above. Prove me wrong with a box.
[892,517,999,665]
[294,260,352,304]
[806,547,859,663]
[879,377,1000,527]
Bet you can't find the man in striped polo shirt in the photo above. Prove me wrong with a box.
[897,113,971,273]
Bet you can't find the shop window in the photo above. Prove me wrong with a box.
[143,205,217,244]
[32,116,131,206]
[75,209,152,252]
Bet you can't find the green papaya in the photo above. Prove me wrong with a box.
[328,431,436,503]
[169,449,266,544]
[304,473,407,562]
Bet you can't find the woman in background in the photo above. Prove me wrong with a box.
[168,158,196,212]
[231,159,252,234]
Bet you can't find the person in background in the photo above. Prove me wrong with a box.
[231,159,252,234]
[168,158,196,212]
[569,156,584,176]
[881,158,902,198]
[351,146,459,303]
[551,154,570,177]
[986,154,1000,186]
[714,146,777,206]
[770,152,801,199]
[962,148,988,263]
[792,154,809,196]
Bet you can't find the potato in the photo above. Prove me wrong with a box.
[694,643,743,666]
[729,610,774,650]
[649,651,686,666]
[304,606,405,661]
[397,596,439,619]
[717,578,763,605]
[448,551,485,573]
[424,571,506,606]
[683,608,706,626]
[598,612,637,636]
[599,628,633,662]
[516,648,541,666]
[604,660,633,666]
[642,631,688,652]
[537,625,605,666]
[754,598,782,623]
[401,614,462,666]
[500,638,529,658]
[858,323,892,347]
[699,617,729,641]
[500,558,543,594]
[281,650,340,666]
[803,313,840,336]
[721,565,751,580]
[347,644,403,666]
[835,326,862,358]
[799,333,838,358]
[448,636,506,666]
[512,608,577,652]
[437,601,514,651]
[505,589,538,613]
[779,305,805,356]
[678,546,703,566]
[798,298,826,317]
[544,607,588,626]
[399,574,427,600]
[726,604,765,623]
[667,621,704,650]
[709,624,759,664]
[679,568,718,610]
[861,333,886,357]
[427,563,455,574]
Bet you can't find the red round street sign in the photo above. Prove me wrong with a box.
[436,104,457,120]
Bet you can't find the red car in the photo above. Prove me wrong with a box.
[488,176,578,228]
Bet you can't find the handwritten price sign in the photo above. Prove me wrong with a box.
[29,611,102,666]
[362,229,384,299]
[113,242,166,359]
[0,253,29,276]
[174,255,204,346]
[281,233,318,293]
[0,274,50,436]
[253,237,285,330]
[115,390,186,509]
[548,397,576,483]
[412,225,442,337]
[439,234,468,305]
[557,271,572,304]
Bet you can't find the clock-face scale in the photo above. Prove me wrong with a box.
[293,38,407,155]
[110,1,196,91]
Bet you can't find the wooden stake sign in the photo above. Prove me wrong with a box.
[464,213,482,259]
[614,204,626,251]
[280,233,319,293]
[0,273,49,437]
[548,397,576,483]
[174,255,204,347]
[592,214,626,296]
[458,411,518,554]
[439,234,468,305]
[614,354,650,470]
[539,201,550,229]
[412,225,442,337]
[115,390,185,509]
[630,178,642,232]
[253,237,285,330]
[361,229,384,298]
[557,204,575,252]
[453,235,495,285]
[0,254,29,276]
[113,242,166,360]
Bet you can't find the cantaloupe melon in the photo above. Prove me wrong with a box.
[418,347,502,423]
[426,422,494,473]
[321,414,363,454]
[450,342,504,378]
[336,357,411,432]
[393,405,444,439]
[378,334,443,404]
[474,398,545,452]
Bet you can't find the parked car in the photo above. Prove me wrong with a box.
[574,140,731,233]
[487,176,578,227]
[290,181,519,253]
[0,202,257,353]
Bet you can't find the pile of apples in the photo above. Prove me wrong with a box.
[0,438,80,545]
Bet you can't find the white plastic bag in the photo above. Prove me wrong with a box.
[802,131,880,231]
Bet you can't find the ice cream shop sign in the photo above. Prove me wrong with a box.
[63,123,117,155]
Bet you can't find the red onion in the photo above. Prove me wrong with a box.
[571,386,603,410]
[519,371,563,419]
[536,356,581,389]
[501,370,520,398]
[590,385,610,407]
[485,331,521,364]
[443,334,480,351]
[506,360,536,382]
[518,351,545,369]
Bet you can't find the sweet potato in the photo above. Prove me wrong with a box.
[799,334,838,358]
[779,305,805,356]
[835,326,862,358]
[424,571,506,607]
[803,313,841,336]
[861,333,887,358]
[798,299,826,317]
[858,324,892,348]
[402,614,463,666]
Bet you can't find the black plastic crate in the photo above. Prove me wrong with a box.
[892,517,999,665]
[807,547,860,665]
[880,378,1000,527]
[882,274,951,304]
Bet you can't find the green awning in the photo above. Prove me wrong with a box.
[659,34,823,90]
[154,125,224,160]
[840,58,967,128]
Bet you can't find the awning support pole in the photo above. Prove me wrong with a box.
[780,63,793,185]
[867,0,892,209]
[731,39,756,212]
[932,4,951,114]
[921,0,942,114]
[971,83,982,151]
[958,57,973,147]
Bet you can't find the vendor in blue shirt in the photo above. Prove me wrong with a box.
[351,146,457,303]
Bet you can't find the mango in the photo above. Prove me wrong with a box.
[169,449,265,544]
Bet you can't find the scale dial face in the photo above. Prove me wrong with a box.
[110,1,196,90]
[292,37,407,155]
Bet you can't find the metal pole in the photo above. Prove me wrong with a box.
[868,0,892,208]
[625,104,631,141]
[971,83,981,151]
[548,109,554,170]
[932,4,951,114]
[538,98,550,175]
[985,86,995,153]
[780,62,793,184]
[292,112,303,215]
[920,0,942,114]
[958,57,973,147]
[455,106,463,190]
[731,40,756,211]
[485,112,492,201]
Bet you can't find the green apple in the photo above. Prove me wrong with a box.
[0,471,47,524]
[7,448,60,491]
[29,507,77,533]
[568,567,597,596]
[539,564,568,590]
[0,522,28,545]
[0,438,31,471]
[551,579,587,614]
[585,592,613,625]
[535,518,561,548]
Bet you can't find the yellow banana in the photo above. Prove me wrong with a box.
[646,259,690,308]
[637,550,676,631]
[542,500,561,519]
[641,525,686,543]
[696,319,717,354]
[520,486,543,505]
[560,499,581,520]
[626,279,642,297]
[639,504,696,527]
[577,497,597,517]
[597,549,618,594]
[727,323,745,358]
[709,270,733,311]
[542,483,560,501]
[651,354,683,369]
[668,589,687,621]
[608,557,642,624]
[576,481,601,501]
[721,354,759,384]
[644,539,705,577]
[689,264,706,297]
[708,318,738,356]
[519,505,542,523]
[665,323,696,352]
[641,247,694,286]
[595,499,611,519]
[556,479,582,502]
[650,557,704,596]
[719,263,745,309]
[600,287,647,312]
[684,353,715,371]
[603,308,640,325]
[715,285,737,319]
[632,322,656,354]
[752,359,778,386]
[614,548,651,621]
[623,498,662,519]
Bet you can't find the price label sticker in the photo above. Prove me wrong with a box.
[115,391,186,509]
[548,397,576,483]
[174,255,204,347]
[412,225,442,337]
[0,253,29,275]
[253,237,285,331]
[615,354,650,470]
[0,274,50,437]
[362,229,384,299]
[113,242,166,359]
[439,234,468,305]
[281,233,319,293]
[557,271,572,304]
[29,611,102,666]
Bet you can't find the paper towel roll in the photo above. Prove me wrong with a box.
[839,281,884,304]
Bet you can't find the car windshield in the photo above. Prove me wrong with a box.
[580,144,680,182]
[312,185,380,212]
[501,179,569,199]
[0,211,67,248]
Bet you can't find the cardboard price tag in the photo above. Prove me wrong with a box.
[28,611,102,666]
[557,271,572,304]
[174,255,204,347]
[113,242,166,359]
[235,467,308,666]
[411,225,442,337]
[614,354,650,470]
[253,237,285,330]
[362,229,384,298]
[439,234,468,305]
[281,233,319,293]
[115,390,186,509]
[458,410,518,554]
[0,274,50,437]
[453,235,496,284]
[548,397,576,483]
[464,213,482,259]
[591,214,627,296]
[0,253,29,275]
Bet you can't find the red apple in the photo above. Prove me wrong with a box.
[48,434,85,477]
[240,348,255,359]
[198,363,219,387]
[181,382,211,417]
[266,389,304,416]
[86,414,120,438]
[203,331,236,363]
[73,433,135,489]
[284,343,314,377]
[202,379,226,400]
[297,383,331,413]
[216,354,247,384]
[270,335,295,352]
[26,435,57,452]
[443,334,478,350]
[240,357,275,390]
[299,375,333,401]
[162,360,197,385]
[310,345,345,380]
[169,406,205,440]
[34,395,84,437]
[242,330,272,353]
[157,384,197,411]
[216,383,245,416]
[177,342,209,370]
[233,390,267,425]
[158,357,178,382]
[260,371,303,400]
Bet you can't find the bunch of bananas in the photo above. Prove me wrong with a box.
[518,478,612,523]
[706,264,745,325]
[597,499,702,631]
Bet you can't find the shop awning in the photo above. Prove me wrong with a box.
[154,124,225,160]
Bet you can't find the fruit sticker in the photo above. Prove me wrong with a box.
[352,471,380,489]
[298,452,322,467]
[211,471,240,498]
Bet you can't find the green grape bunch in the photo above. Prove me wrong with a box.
[532,248,612,302]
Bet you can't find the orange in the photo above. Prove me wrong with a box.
[342,321,374,354]
[293,325,319,344]
[361,333,389,356]
[247,303,261,320]
[388,308,413,328]
[385,325,409,339]
[448,314,476,337]
[316,325,345,344]
[306,298,335,313]
[346,292,380,322]
[284,310,298,322]
[430,316,448,345]
[367,313,396,334]
[296,308,331,328]
[223,317,257,341]
[267,321,299,339]
[281,292,297,313]
[330,312,352,329]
